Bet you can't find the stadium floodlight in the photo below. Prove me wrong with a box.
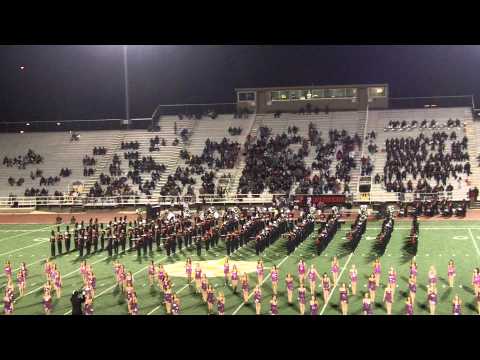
[56,122,61,126]
[26,123,30,126]
[20,130,24,134]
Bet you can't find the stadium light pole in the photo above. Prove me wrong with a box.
[123,45,130,126]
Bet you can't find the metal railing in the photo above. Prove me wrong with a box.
[0,193,285,208]
[354,191,469,203]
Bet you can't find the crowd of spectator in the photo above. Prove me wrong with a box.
[8,177,24,187]
[39,176,61,186]
[3,149,43,169]
[83,155,96,167]
[228,127,242,136]
[59,168,72,177]
[149,136,167,152]
[380,131,470,193]
[186,138,240,170]
[121,141,140,150]
[385,118,462,132]
[93,146,107,156]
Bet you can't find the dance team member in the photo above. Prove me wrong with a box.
[362,293,373,315]
[373,259,381,287]
[428,266,437,289]
[254,284,262,315]
[256,259,264,285]
[194,264,202,294]
[349,264,358,295]
[331,256,340,286]
[270,295,278,315]
[4,261,12,281]
[271,265,279,296]
[321,273,331,304]
[84,293,94,315]
[43,284,53,315]
[310,295,319,315]
[339,282,349,315]
[387,267,397,297]
[185,258,193,285]
[409,258,417,282]
[447,260,456,288]
[217,292,225,315]
[298,258,306,285]
[383,284,394,315]
[164,281,173,314]
[368,273,377,303]
[285,273,294,305]
[3,288,13,315]
[298,282,307,315]
[405,296,413,315]
[452,294,462,315]
[427,284,437,315]
[157,264,166,291]
[472,268,480,297]
[172,294,181,315]
[53,268,62,299]
[17,270,26,297]
[223,258,230,286]
[408,276,417,304]
[206,284,216,314]
[308,264,320,295]
[201,274,209,303]
[241,273,249,304]
[148,261,156,287]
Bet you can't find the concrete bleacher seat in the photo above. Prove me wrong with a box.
[0,131,119,198]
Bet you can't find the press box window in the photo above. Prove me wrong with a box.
[238,92,255,102]
[368,87,386,97]
[346,88,357,97]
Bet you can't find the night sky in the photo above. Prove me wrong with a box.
[1,45,480,122]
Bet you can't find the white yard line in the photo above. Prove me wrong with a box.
[232,254,289,315]
[319,252,354,315]
[64,255,169,315]
[0,225,52,243]
[0,240,49,257]
[468,228,480,257]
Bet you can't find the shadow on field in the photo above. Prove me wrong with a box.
[466,302,477,312]
[440,287,452,301]
[400,237,417,264]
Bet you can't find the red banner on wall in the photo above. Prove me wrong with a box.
[294,195,346,206]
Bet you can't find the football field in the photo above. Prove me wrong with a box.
[1,219,480,315]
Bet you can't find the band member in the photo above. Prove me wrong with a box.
[373,259,381,287]
[321,273,331,304]
[231,264,239,293]
[331,256,340,285]
[427,284,437,315]
[201,274,209,303]
[349,264,358,295]
[207,284,216,314]
[298,282,307,315]
[217,292,225,315]
[363,292,373,315]
[298,258,306,285]
[223,257,230,286]
[270,294,279,315]
[447,260,456,288]
[195,264,202,294]
[308,264,320,295]
[405,296,414,315]
[270,265,279,295]
[185,258,193,285]
[472,268,480,296]
[387,267,397,297]
[254,284,262,315]
[428,266,437,289]
[241,273,249,304]
[147,261,156,287]
[339,282,349,315]
[452,294,462,315]
[383,284,394,315]
[256,259,264,285]
[368,273,377,303]
[50,230,56,258]
[310,295,319,315]
[285,273,294,305]
[408,276,417,304]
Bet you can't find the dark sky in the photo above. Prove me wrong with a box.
[1,45,480,122]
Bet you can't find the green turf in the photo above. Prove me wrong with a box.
[1,220,480,315]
